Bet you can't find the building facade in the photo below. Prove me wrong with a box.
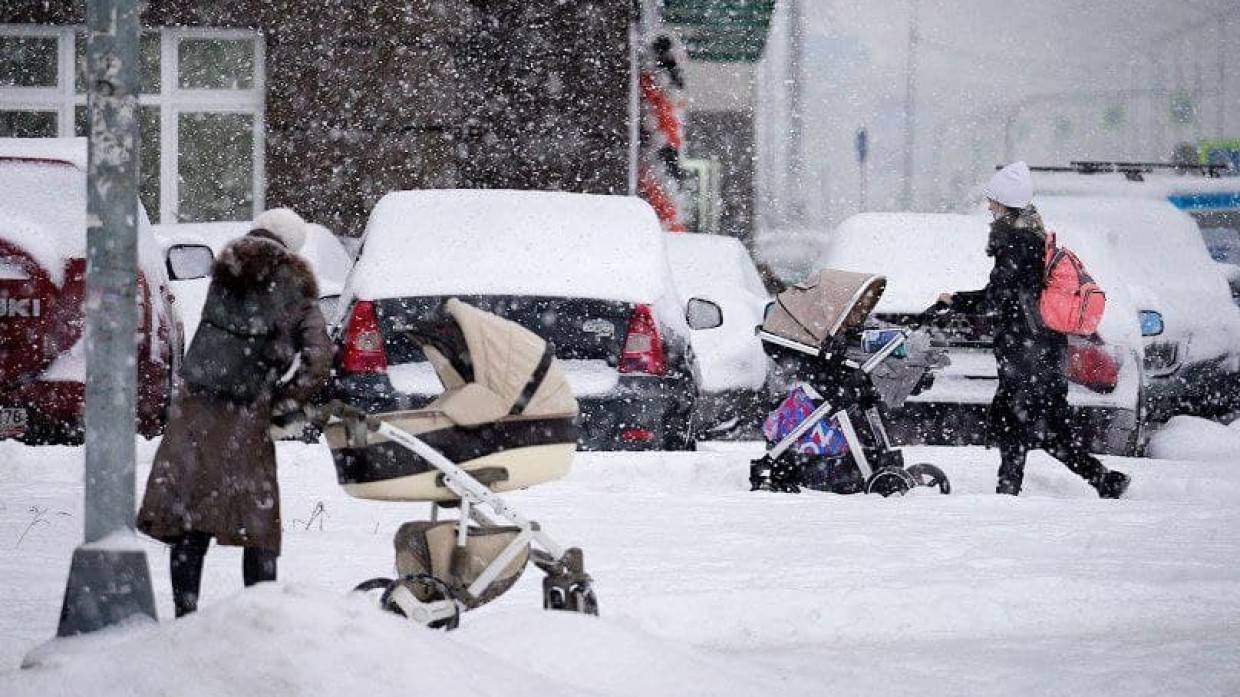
[0,1,632,235]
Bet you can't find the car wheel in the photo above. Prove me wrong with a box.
[662,402,698,452]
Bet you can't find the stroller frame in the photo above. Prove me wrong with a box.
[758,329,900,482]
[752,325,951,496]
[323,402,596,628]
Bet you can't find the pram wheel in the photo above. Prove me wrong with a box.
[353,577,394,594]
[907,463,951,494]
[864,466,916,497]
[545,581,599,616]
[379,574,461,630]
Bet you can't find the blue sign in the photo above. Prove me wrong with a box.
[1167,192,1240,212]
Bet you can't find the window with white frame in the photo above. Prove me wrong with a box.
[0,24,265,222]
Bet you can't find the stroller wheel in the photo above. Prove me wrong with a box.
[353,577,395,595]
[907,463,951,494]
[865,467,916,497]
[569,583,599,616]
[380,574,461,630]
[544,580,599,616]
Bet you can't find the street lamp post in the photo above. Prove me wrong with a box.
[900,0,920,211]
[56,0,156,638]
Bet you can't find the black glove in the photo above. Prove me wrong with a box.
[269,399,319,443]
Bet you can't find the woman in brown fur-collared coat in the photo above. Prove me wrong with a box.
[137,208,332,617]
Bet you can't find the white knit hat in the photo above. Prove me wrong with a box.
[252,207,307,252]
[983,161,1034,209]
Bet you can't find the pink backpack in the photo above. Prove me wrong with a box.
[1040,231,1105,336]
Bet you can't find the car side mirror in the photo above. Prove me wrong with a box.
[686,297,723,330]
[1138,309,1164,337]
[166,244,214,281]
[318,294,342,326]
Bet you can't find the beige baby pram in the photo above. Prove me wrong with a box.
[320,298,596,629]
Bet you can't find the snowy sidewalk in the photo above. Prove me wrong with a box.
[2,440,1239,696]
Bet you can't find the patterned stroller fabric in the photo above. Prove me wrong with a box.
[762,385,849,457]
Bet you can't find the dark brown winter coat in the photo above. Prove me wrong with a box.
[137,234,333,552]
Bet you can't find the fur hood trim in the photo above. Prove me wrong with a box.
[214,234,318,299]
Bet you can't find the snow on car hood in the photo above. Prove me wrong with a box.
[348,190,670,304]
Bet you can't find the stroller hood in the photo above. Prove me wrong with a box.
[763,269,887,348]
[411,298,578,427]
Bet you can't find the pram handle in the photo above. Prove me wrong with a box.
[310,400,382,431]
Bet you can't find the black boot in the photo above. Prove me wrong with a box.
[996,442,1027,496]
[1093,470,1130,499]
[170,532,210,617]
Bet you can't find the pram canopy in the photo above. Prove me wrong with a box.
[762,269,887,349]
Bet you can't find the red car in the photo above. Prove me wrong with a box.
[0,138,196,444]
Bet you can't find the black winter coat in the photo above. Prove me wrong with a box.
[954,207,1072,447]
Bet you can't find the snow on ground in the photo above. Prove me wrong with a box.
[2,439,1240,696]
[1147,414,1240,462]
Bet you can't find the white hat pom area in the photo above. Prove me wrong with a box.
[252,207,307,253]
[983,161,1034,209]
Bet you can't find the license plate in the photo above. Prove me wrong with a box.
[0,407,28,438]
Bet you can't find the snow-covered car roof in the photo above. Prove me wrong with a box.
[349,189,670,304]
[1032,170,1240,201]
[666,233,770,392]
[0,137,162,286]
[666,234,768,302]
[1034,195,1240,359]
[822,212,1142,349]
[0,136,89,169]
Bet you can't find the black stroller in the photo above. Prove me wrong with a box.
[750,269,953,496]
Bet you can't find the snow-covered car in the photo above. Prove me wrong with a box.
[820,212,1146,455]
[0,138,191,444]
[328,189,707,450]
[154,221,354,339]
[1032,166,1240,306]
[666,233,773,437]
[1034,195,1240,418]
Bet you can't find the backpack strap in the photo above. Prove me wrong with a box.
[1043,230,1067,285]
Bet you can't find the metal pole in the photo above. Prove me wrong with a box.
[900,0,919,210]
[1219,14,1227,137]
[56,0,156,638]
[785,0,805,223]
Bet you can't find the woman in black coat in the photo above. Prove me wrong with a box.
[943,162,1130,498]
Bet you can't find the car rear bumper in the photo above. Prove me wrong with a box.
[886,401,1141,456]
[328,373,694,451]
[0,381,85,444]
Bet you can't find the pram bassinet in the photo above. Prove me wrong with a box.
[325,298,579,502]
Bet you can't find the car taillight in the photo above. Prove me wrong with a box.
[340,300,387,374]
[1068,341,1119,393]
[619,427,655,443]
[618,304,666,376]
